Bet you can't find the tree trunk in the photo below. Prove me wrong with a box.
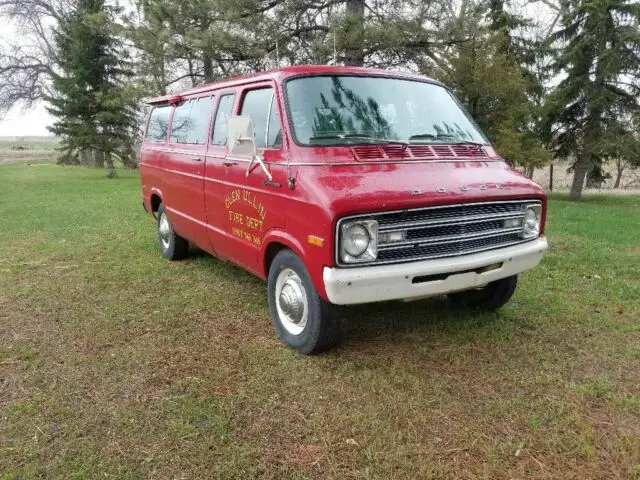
[549,163,554,191]
[79,149,90,165]
[156,51,167,95]
[614,159,624,189]
[118,142,139,168]
[188,57,198,86]
[203,55,214,83]
[344,0,365,66]
[91,149,102,167]
[525,165,534,179]
[57,149,78,165]
[570,158,590,200]
[104,152,116,178]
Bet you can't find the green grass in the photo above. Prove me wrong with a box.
[549,191,640,208]
[1,162,639,479]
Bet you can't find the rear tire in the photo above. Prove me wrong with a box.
[448,275,518,311]
[267,250,340,354]
[156,204,189,260]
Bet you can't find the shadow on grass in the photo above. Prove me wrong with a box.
[187,246,216,259]
[338,297,505,349]
[183,245,506,352]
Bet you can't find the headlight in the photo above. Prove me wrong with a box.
[521,204,541,239]
[343,224,370,256]
[340,220,378,263]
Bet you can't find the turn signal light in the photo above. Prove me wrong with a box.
[307,235,325,247]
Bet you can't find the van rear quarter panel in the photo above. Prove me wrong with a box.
[140,145,166,214]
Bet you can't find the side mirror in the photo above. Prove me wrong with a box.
[226,115,272,181]
[227,115,257,158]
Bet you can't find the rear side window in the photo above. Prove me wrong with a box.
[146,106,171,142]
[211,94,235,145]
[170,96,214,144]
[240,87,281,149]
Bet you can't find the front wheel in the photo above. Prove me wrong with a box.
[448,275,518,311]
[267,250,340,354]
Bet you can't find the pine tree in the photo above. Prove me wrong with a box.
[46,0,138,177]
[438,2,550,174]
[125,0,171,95]
[544,0,640,200]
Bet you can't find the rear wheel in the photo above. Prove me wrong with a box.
[156,204,189,260]
[448,275,518,311]
[267,250,340,354]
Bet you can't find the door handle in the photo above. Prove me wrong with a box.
[223,160,238,166]
[194,157,202,162]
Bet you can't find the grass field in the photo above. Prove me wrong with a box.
[0,140,58,165]
[1,163,639,479]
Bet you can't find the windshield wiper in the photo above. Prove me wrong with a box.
[371,138,409,147]
[448,139,485,148]
[408,133,439,141]
[309,133,408,147]
[408,133,485,148]
[310,133,371,140]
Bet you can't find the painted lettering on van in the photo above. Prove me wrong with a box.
[225,188,267,245]
[224,188,267,220]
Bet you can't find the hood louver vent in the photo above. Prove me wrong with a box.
[431,145,454,156]
[383,145,412,160]
[408,145,435,157]
[451,145,486,157]
[352,144,489,162]
[352,146,384,160]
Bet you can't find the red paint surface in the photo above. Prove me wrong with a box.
[140,65,546,301]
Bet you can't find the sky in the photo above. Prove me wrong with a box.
[0,103,53,137]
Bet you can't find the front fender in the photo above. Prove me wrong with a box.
[260,229,307,274]
[260,229,331,300]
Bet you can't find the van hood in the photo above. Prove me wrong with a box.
[301,159,545,218]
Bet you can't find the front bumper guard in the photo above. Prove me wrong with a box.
[323,237,548,305]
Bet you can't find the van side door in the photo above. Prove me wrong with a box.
[204,90,237,261]
[163,95,214,251]
[214,83,288,274]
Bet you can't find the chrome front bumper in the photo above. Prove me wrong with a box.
[323,237,548,305]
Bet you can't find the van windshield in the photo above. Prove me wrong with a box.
[285,75,488,146]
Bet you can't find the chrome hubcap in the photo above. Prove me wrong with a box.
[158,213,171,249]
[275,268,308,335]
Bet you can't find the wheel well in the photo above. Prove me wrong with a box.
[264,242,289,275]
[150,194,162,217]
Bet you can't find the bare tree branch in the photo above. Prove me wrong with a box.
[0,0,67,116]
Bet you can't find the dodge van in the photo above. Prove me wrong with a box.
[139,65,548,354]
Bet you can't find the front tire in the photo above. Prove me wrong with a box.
[267,250,340,354]
[156,204,189,260]
[448,275,518,311]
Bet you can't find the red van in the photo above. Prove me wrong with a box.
[140,65,548,354]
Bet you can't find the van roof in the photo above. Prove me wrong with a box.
[146,65,443,105]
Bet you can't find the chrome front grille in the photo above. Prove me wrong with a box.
[337,200,541,266]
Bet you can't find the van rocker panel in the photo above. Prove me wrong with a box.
[323,237,548,305]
